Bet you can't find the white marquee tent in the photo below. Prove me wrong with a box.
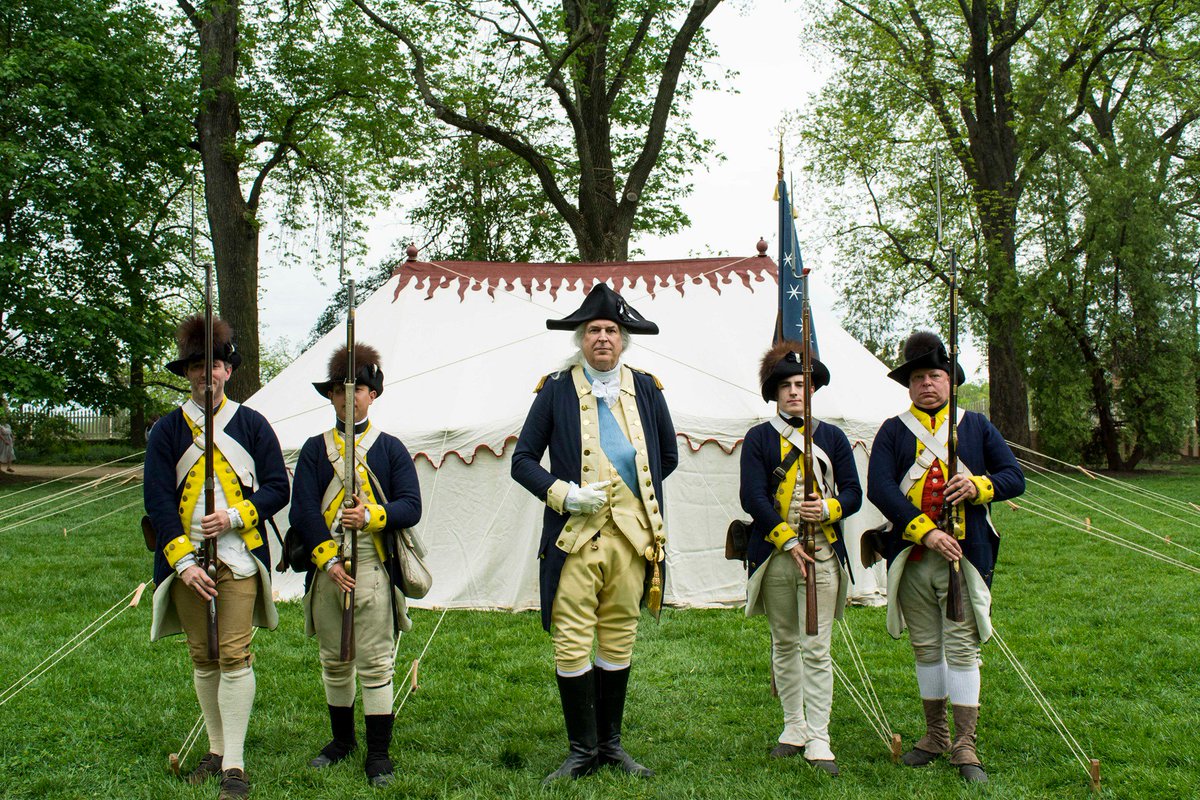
[246,253,907,608]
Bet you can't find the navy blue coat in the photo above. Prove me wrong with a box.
[144,403,289,586]
[739,420,862,578]
[867,410,1025,586]
[511,368,678,631]
[289,428,422,592]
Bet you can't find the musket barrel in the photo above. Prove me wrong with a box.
[203,261,219,661]
[338,279,357,662]
[801,302,819,636]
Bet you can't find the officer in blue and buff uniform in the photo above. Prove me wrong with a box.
[866,331,1024,784]
[144,316,289,800]
[290,344,422,787]
[512,283,678,784]
[740,342,862,776]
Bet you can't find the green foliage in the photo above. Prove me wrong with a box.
[0,0,195,412]
[2,466,1200,798]
[800,0,1200,455]
[357,0,725,261]
[305,264,393,348]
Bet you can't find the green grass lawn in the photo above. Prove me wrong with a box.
[0,466,1197,799]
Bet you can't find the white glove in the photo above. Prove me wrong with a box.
[565,480,611,515]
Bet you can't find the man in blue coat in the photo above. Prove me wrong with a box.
[290,343,422,787]
[512,283,678,783]
[866,331,1024,783]
[143,316,289,800]
[739,342,862,776]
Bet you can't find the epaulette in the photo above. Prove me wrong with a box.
[631,367,664,390]
[533,374,549,393]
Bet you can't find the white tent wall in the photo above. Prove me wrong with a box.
[250,256,903,608]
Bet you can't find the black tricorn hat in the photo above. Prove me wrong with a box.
[166,315,242,377]
[759,340,831,402]
[886,331,966,387]
[312,343,385,398]
[546,282,659,334]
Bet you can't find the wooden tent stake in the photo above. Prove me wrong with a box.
[1089,758,1101,792]
[890,733,903,763]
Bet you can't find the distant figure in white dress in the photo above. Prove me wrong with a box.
[0,422,15,472]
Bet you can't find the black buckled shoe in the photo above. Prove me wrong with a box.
[185,752,223,784]
[769,743,804,759]
[217,768,249,800]
[807,758,840,777]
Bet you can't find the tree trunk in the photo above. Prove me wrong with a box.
[129,360,146,448]
[194,0,260,401]
[961,0,1031,444]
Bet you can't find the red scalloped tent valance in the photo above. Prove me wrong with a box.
[391,255,778,303]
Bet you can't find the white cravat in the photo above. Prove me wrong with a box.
[584,362,621,408]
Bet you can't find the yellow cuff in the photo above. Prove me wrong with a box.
[970,476,994,504]
[364,503,387,532]
[546,479,570,515]
[904,514,938,544]
[231,499,259,530]
[164,535,195,568]
[826,499,843,523]
[312,539,339,570]
[767,521,798,551]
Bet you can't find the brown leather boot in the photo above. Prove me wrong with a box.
[184,752,223,784]
[900,698,950,767]
[949,704,988,783]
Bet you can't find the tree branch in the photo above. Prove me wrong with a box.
[352,0,584,235]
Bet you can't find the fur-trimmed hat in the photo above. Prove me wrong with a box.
[759,339,830,402]
[312,343,385,397]
[165,315,242,377]
[886,331,966,386]
[546,283,658,334]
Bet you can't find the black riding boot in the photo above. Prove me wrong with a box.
[595,666,654,777]
[542,672,599,784]
[364,713,396,787]
[309,704,357,768]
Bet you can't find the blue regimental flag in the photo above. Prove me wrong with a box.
[776,175,819,357]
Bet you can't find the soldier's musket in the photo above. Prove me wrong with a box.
[935,158,966,623]
[202,260,220,661]
[338,278,358,663]
[799,288,820,636]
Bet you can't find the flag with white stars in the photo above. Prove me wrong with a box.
[776,176,819,357]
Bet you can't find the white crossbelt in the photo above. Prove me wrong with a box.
[175,399,257,491]
[768,416,836,498]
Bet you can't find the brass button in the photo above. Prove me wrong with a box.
[584,449,591,456]
[642,465,649,472]
[645,480,652,487]
[565,525,573,532]
[582,403,589,410]
[583,466,590,472]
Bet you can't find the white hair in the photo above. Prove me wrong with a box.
[551,322,633,377]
